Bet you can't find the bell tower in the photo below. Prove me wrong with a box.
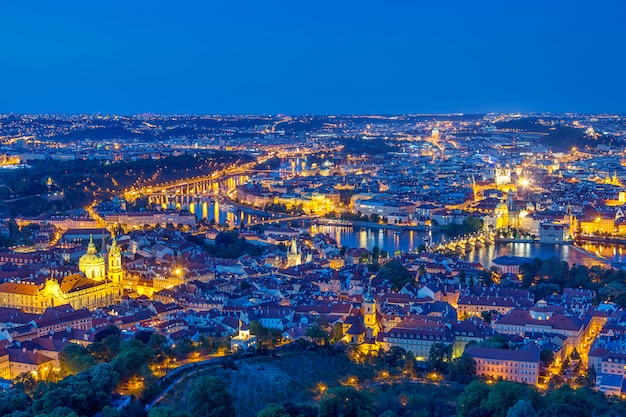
[108,234,123,286]
[362,289,379,338]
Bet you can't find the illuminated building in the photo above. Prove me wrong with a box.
[579,217,614,235]
[376,325,454,361]
[494,200,509,230]
[538,222,568,243]
[362,291,381,338]
[0,236,123,313]
[492,301,585,355]
[230,322,257,352]
[287,238,302,267]
[466,344,540,385]
[494,166,512,186]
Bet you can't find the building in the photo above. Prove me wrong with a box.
[466,344,540,385]
[362,291,381,339]
[494,200,509,230]
[0,236,124,313]
[491,256,533,275]
[538,222,568,244]
[6,347,54,380]
[286,238,302,268]
[230,322,257,352]
[492,301,585,355]
[375,316,455,361]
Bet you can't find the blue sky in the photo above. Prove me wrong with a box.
[1,1,625,115]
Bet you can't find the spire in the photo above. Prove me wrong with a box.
[86,235,97,254]
[290,238,298,255]
[101,230,106,253]
[109,234,119,254]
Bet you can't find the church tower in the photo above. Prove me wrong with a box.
[362,290,379,338]
[287,238,301,267]
[108,234,123,285]
[494,200,509,230]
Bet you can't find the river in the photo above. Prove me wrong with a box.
[195,201,614,269]
[309,224,612,269]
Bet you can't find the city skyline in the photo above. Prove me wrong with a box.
[1,1,626,115]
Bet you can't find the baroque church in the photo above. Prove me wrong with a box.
[0,236,124,313]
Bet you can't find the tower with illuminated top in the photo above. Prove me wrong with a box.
[287,238,301,267]
[108,234,123,285]
[494,200,509,230]
[362,290,379,338]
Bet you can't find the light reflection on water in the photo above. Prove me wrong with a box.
[188,206,615,268]
[311,225,611,268]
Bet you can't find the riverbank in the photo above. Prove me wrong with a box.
[575,235,626,245]
[319,219,431,232]
[496,237,538,243]
[571,243,611,265]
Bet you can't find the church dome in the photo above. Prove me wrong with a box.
[495,201,508,214]
[79,236,105,281]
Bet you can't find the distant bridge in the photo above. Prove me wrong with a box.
[431,230,496,254]
[245,214,320,226]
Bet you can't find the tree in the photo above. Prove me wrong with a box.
[305,325,328,345]
[372,246,380,264]
[249,320,282,349]
[448,353,476,385]
[505,400,537,417]
[94,325,122,343]
[88,341,114,362]
[547,375,565,391]
[188,375,235,417]
[171,337,194,360]
[402,353,418,378]
[457,380,490,417]
[59,343,97,375]
[111,340,156,384]
[0,390,30,416]
[148,333,168,351]
[148,406,192,417]
[458,269,467,284]
[418,265,427,279]
[35,406,80,417]
[318,386,374,417]
[585,366,597,388]
[599,281,626,303]
[480,310,493,324]
[13,372,37,393]
[428,342,452,372]
[89,363,120,393]
[542,386,594,417]
[462,216,484,234]
[482,381,533,417]
[377,260,413,291]
[330,322,344,343]
[539,348,554,366]
[257,403,290,417]
[379,346,409,368]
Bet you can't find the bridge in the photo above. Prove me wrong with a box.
[123,148,328,204]
[431,230,496,254]
[245,214,320,226]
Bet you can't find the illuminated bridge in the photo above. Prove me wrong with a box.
[432,230,496,254]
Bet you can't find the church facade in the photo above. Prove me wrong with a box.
[0,236,124,313]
